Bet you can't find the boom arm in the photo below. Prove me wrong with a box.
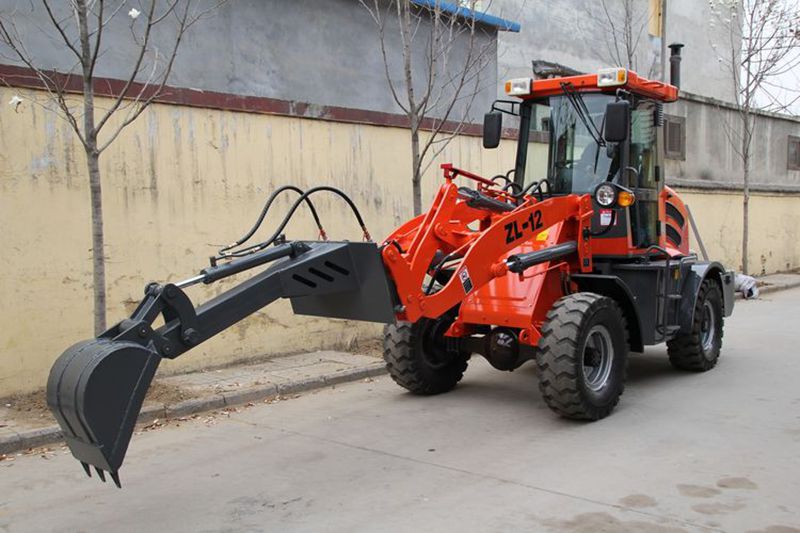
[47,240,395,487]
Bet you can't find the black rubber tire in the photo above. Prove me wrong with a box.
[383,318,469,395]
[536,293,629,421]
[667,279,724,371]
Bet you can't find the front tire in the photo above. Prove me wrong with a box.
[383,316,469,395]
[536,293,629,421]
[667,279,724,371]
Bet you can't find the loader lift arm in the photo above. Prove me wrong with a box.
[383,171,594,324]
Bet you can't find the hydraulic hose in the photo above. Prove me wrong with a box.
[218,185,325,257]
[220,186,371,259]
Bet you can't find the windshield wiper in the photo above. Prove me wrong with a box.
[560,82,605,148]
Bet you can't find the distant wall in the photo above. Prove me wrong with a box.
[674,188,800,275]
[666,93,800,189]
[0,0,499,123]
[495,0,736,102]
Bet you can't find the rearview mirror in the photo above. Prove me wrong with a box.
[604,100,630,143]
[483,111,502,149]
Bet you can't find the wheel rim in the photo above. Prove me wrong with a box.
[582,325,614,392]
[700,300,717,356]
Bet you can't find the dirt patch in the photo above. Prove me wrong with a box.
[618,494,658,509]
[691,501,746,515]
[676,484,722,498]
[717,476,758,490]
[542,511,687,533]
[144,381,199,405]
[347,335,383,358]
[0,381,198,429]
[0,389,53,427]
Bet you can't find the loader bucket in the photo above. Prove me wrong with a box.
[46,338,161,487]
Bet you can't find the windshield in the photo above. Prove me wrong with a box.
[520,93,619,194]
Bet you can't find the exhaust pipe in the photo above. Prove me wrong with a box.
[668,43,684,89]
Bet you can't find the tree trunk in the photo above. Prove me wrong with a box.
[74,0,106,334]
[741,152,750,275]
[741,114,751,275]
[410,125,422,216]
[87,149,107,334]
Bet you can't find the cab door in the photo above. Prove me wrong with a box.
[628,102,662,249]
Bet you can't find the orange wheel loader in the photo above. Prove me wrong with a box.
[47,46,734,488]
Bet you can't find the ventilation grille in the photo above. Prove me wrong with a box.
[666,202,685,228]
[290,260,351,289]
[666,224,682,247]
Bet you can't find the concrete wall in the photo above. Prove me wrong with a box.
[666,94,800,188]
[495,0,735,102]
[0,86,525,397]
[0,0,499,122]
[677,188,800,275]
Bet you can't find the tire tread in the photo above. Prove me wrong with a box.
[536,293,629,420]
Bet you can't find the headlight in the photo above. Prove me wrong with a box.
[597,67,627,87]
[504,78,532,96]
[595,183,616,207]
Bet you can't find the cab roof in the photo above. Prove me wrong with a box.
[506,69,679,103]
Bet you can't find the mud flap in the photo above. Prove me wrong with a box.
[47,339,161,487]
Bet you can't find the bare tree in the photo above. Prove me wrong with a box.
[590,0,661,78]
[710,0,800,274]
[0,1,220,334]
[359,0,497,215]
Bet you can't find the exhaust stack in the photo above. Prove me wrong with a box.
[668,43,684,89]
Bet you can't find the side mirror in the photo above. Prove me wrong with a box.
[483,111,502,149]
[604,100,630,143]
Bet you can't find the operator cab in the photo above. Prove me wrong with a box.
[483,68,679,257]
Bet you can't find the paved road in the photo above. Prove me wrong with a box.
[3,290,800,532]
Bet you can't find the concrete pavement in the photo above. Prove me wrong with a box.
[1,288,799,531]
[0,351,387,454]
[3,272,797,455]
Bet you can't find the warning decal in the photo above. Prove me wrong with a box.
[459,267,473,294]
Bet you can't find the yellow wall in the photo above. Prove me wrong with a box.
[676,188,800,275]
[0,86,797,396]
[0,87,526,396]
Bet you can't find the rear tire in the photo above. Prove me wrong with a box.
[667,279,724,371]
[383,317,469,395]
[536,293,629,421]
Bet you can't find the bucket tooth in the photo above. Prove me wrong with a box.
[95,468,106,482]
[110,471,122,489]
[81,462,92,478]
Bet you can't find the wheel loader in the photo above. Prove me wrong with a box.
[47,46,735,488]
